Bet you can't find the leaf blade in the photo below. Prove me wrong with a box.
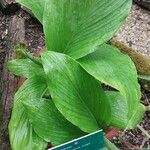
[8,80,47,150]
[41,51,111,133]
[24,98,85,146]
[20,76,85,146]
[43,0,132,59]
[6,59,44,78]
[78,43,145,128]
[105,91,128,129]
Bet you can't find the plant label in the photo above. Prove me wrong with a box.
[49,130,105,150]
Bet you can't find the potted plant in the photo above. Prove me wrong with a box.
[6,0,146,149]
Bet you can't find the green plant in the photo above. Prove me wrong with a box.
[138,75,150,81]
[6,0,146,149]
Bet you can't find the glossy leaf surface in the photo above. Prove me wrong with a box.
[78,44,145,128]
[6,59,43,78]
[43,0,132,59]
[24,99,85,146]
[9,75,84,148]
[105,92,128,128]
[21,76,84,146]
[106,91,145,129]
[9,79,47,150]
[16,0,132,59]
[41,51,111,133]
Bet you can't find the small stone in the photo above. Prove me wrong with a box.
[113,137,117,140]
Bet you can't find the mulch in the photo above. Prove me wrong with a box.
[112,89,150,149]
[0,10,9,76]
[0,6,149,150]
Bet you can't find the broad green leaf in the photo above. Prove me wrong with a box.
[126,103,146,129]
[105,92,128,129]
[78,43,145,128]
[6,59,44,78]
[24,99,85,146]
[43,0,132,59]
[9,74,84,147]
[105,138,119,150]
[105,91,145,129]
[16,0,46,23]
[41,51,111,133]
[9,79,47,150]
[20,76,84,146]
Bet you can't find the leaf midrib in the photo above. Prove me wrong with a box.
[63,0,126,54]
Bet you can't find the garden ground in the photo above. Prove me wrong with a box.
[0,4,149,149]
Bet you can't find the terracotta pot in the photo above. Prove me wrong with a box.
[105,128,120,140]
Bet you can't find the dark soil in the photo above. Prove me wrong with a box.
[133,0,150,11]
[112,89,150,149]
[0,7,149,150]
[0,10,9,77]
[25,15,45,52]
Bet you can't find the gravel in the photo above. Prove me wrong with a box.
[115,4,150,56]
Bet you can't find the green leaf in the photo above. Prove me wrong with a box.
[105,91,128,128]
[9,80,47,150]
[138,74,150,81]
[16,0,132,59]
[6,59,44,78]
[24,99,85,146]
[105,138,119,150]
[126,103,146,129]
[43,0,132,59]
[20,76,84,146]
[78,43,145,128]
[32,132,47,150]
[16,0,45,23]
[41,51,111,133]
[106,91,145,129]
[9,75,84,148]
